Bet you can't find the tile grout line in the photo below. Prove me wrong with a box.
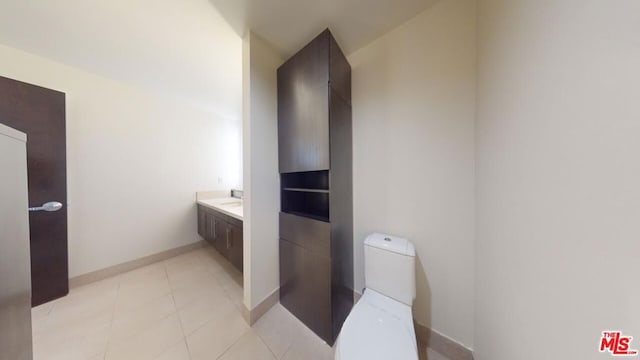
[45,301,56,316]
[105,267,176,360]
[214,328,252,360]
[280,348,292,360]
[162,261,194,360]
[255,331,282,360]
[211,272,236,305]
[199,248,250,360]
[102,275,122,360]
[36,248,255,360]
[194,248,248,360]
[165,252,222,338]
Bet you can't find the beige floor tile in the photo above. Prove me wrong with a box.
[31,308,52,338]
[213,269,244,310]
[420,347,450,360]
[219,330,277,360]
[31,320,48,341]
[186,308,250,360]
[252,304,304,359]
[46,297,115,332]
[60,276,120,306]
[153,340,191,360]
[75,322,112,359]
[197,248,226,273]
[164,251,211,280]
[177,289,235,335]
[33,318,110,360]
[34,341,87,360]
[29,245,378,360]
[31,301,54,320]
[213,265,243,291]
[115,276,172,313]
[46,278,118,323]
[171,274,226,310]
[35,304,113,348]
[110,293,177,345]
[163,249,203,266]
[33,334,67,360]
[106,314,184,360]
[224,286,245,312]
[281,322,334,360]
[167,266,220,294]
[119,263,166,286]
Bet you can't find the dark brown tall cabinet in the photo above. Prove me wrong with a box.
[278,29,353,345]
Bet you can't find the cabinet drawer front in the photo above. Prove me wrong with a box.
[279,212,330,256]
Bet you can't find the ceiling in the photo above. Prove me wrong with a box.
[209,0,437,57]
[0,0,242,117]
[0,0,435,115]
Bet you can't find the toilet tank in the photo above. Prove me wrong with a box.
[364,233,416,306]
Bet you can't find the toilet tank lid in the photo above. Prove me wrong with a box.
[365,233,415,257]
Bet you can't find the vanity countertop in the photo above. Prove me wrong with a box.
[197,197,243,220]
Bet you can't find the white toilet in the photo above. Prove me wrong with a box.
[335,233,418,360]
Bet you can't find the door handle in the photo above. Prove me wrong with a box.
[29,201,63,212]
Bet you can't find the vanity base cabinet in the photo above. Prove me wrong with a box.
[197,205,243,272]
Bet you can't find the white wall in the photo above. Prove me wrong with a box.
[476,1,640,359]
[242,33,283,309]
[0,44,242,277]
[348,0,476,348]
[0,0,242,116]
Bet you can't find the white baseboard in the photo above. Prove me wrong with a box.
[69,241,206,288]
[414,323,474,360]
[241,287,280,325]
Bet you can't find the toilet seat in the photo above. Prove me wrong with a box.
[335,289,418,360]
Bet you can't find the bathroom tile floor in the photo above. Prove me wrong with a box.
[32,245,448,360]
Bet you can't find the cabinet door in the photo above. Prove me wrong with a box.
[229,224,243,272]
[212,216,221,252]
[214,218,230,258]
[280,238,332,342]
[197,206,206,238]
[203,212,214,246]
[278,31,330,173]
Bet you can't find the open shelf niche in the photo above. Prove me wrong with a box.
[281,170,330,222]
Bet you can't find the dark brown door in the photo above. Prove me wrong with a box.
[0,76,69,306]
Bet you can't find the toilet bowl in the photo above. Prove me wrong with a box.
[335,233,418,360]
